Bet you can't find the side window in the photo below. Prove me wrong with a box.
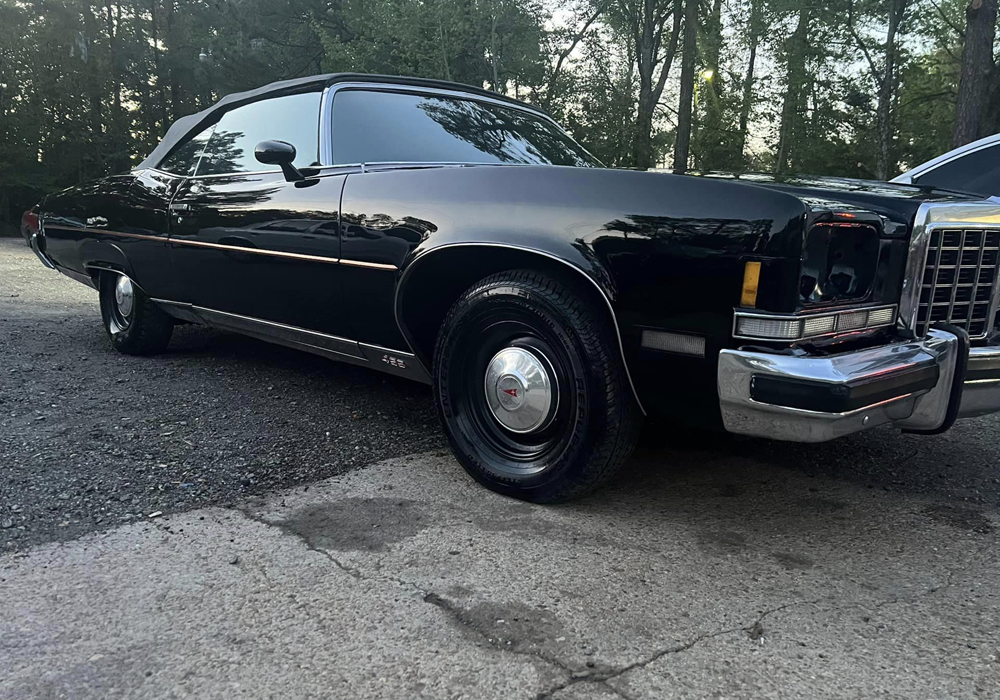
[331,90,599,167]
[196,91,322,176]
[915,144,1000,197]
[158,124,215,176]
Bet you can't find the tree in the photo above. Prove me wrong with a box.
[611,0,681,169]
[846,0,911,179]
[953,0,998,146]
[672,0,697,171]
[775,6,810,174]
[735,0,766,169]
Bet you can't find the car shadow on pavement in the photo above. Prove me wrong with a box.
[163,323,1000,509]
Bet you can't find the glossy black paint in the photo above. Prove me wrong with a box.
[37,75,983,425]
[169,169,350,338]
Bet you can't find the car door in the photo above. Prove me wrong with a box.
[167,89,355,345]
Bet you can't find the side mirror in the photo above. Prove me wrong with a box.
[255,140,304,182]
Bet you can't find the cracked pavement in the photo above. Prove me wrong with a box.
[3,238,1000,698]
[4,449,999,699]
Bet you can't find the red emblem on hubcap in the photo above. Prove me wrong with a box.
[502,388,519,398]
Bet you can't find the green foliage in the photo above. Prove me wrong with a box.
[0,0,996,229]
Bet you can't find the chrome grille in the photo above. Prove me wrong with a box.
[916,228,1000,339]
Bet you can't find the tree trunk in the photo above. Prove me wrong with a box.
[632,0,658,170]
[83,6,104,177]
[953,0,998,146]
[490,8,500,91]
[775,8,810,174]
[672,0,697,172]
[875,0,906,179]
[697,0,723,169]
[106,0,125,172]
[164,0,184,118]
[632,3,680,169]
[150,0,169,136]
[736,0,761,169]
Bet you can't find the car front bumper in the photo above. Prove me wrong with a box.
[718,328,1000,442]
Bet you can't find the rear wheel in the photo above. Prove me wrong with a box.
[99,271,174,355]
[433,269,642,502]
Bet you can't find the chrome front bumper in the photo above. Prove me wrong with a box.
[718,329,1000,442]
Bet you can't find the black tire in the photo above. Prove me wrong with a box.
[99,271,174,355]
[433,269,643,503]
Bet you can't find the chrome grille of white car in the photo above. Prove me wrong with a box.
[917,228,1000,339]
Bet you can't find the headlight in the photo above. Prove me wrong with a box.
[800,223,880,304]
[734,305,897,341]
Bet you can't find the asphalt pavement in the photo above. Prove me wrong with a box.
[1,237,998,699]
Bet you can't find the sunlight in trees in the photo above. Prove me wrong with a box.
[0,0,996,232]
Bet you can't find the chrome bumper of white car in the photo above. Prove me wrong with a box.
[718,329,1000,442]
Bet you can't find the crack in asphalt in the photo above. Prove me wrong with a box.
[532,598,828,700]
[872,536,996,610]
[234,506,837,700]
[237,508,363,580]
[234,503,1000,699]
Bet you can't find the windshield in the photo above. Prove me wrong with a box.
[332,89,602,168]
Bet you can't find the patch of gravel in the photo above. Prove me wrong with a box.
[0,239,444,550]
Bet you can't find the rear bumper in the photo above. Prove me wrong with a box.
[29,232,56,270]
[718,329,1000,442]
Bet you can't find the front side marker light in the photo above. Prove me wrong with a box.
[641,330,706,357]
[741,261,761,308]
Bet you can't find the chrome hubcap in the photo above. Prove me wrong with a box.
[114,275,134,319]
[484,347,556,434]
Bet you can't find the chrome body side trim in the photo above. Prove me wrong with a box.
[45,225,167,243]
[339,257,399,271]
[394,242,646,415]
[42,225,397,270]
[168,237,343,264]
[718,329,960,442]
[898,201,1000,335]
[151,300,430,384]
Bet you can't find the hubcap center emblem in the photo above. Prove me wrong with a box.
[484,347,557,434]
[497,375,525,410]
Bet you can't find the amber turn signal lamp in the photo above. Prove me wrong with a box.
[740,261,761,308]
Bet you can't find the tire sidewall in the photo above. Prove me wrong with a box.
[99,272,160,354]
[435,277,613,499]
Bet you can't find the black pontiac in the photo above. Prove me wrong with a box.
[29,74,1000,501]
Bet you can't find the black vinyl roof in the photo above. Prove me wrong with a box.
[137,73,546,171]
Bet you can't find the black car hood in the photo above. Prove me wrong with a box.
[675,171,981,226]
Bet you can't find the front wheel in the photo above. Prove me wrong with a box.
[99,271,174,355]
[433,270,642,503]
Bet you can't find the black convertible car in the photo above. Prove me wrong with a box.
[29,73,1000,501]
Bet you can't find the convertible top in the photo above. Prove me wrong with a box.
[136,73,546,171]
